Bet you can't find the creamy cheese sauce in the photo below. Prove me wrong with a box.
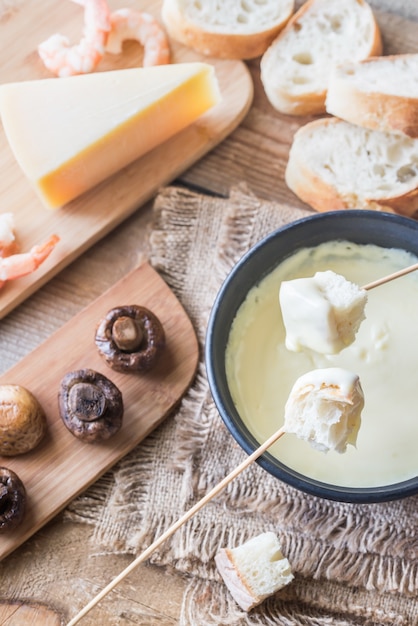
[225,241,418,487]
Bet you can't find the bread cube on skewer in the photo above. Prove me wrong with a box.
[284,367,364,453]
[279,270,368,354]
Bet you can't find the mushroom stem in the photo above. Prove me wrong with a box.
[68,382,106,423]
[112,316,144,352]
[95,305,166,373]
[59,369,124,443]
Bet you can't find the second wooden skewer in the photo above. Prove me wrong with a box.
[362,260,418,291]
[66,426,287,625]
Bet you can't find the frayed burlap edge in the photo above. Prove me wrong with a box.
[180,576,417,626]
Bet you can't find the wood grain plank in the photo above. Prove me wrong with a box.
[0,602,62,625]
[0,521,187,625]
[0,262,199,561]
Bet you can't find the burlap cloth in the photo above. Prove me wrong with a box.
[66,185,417,626]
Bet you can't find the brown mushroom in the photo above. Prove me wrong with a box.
[95,305,166,373]
[0,467,26,531]
[0,385,47,456]
[58,369,123,443]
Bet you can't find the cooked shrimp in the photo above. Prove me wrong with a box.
[0,213,18,258]
[38,0,111,77]
[0,234,60,287]
[106,8,170,67]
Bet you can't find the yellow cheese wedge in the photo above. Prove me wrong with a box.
[0,63,221,209]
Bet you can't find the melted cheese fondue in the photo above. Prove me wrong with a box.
[225,241,418,487]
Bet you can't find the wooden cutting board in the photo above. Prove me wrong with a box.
[0,602,62,626]
[0,261,199,561]
[0,0,253,319]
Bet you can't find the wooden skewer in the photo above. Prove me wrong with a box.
[66,426,286,626]
[362,261,418,291]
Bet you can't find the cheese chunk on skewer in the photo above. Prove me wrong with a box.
[0,63,221,209]
[283,367,364,453]
[215,532,294,612]
[279,270,367,354]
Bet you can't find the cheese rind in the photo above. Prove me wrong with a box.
[0,63,221,209]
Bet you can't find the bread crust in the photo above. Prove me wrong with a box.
[261,0,382,116]
[326,55,418,138]
[215,532,294,611]
[215,548,260,611]
[262,83,326,117]
[285,118,418,216]
[161,0,294,60]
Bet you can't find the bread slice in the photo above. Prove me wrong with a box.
[326,54,418,138]
[283,367,364,453]
[260,0,382,116]
[279,270,368,354]
[161,0,295,60]
[215,532,294,611]
[285,118,418,215]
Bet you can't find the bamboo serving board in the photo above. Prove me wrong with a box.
[0,0,253,319]
[0,261,199,561]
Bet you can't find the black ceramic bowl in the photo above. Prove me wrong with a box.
[205,210,418,503]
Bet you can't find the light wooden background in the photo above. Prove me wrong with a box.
[0,2,417,625]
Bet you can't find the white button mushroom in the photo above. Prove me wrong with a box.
[0,384,47,456]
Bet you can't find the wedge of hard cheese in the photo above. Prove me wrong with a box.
[0,63,221,209]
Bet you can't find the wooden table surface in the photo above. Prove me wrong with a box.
[0,4,417,625]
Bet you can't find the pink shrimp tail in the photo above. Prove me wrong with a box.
[0,234,60,284]
[30,234,61,268]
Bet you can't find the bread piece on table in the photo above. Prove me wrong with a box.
[285,117,418,215]
[161,0,295,60]
[326,54,418,138]
[260,0,382,116]
[283,367,364,453]
[215,532,294,611]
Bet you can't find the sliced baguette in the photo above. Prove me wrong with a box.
[260,0,382,116]
[215,532,294,611]
[161,0,295,60]
[326,54,418,138]
[285,118,418,215]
